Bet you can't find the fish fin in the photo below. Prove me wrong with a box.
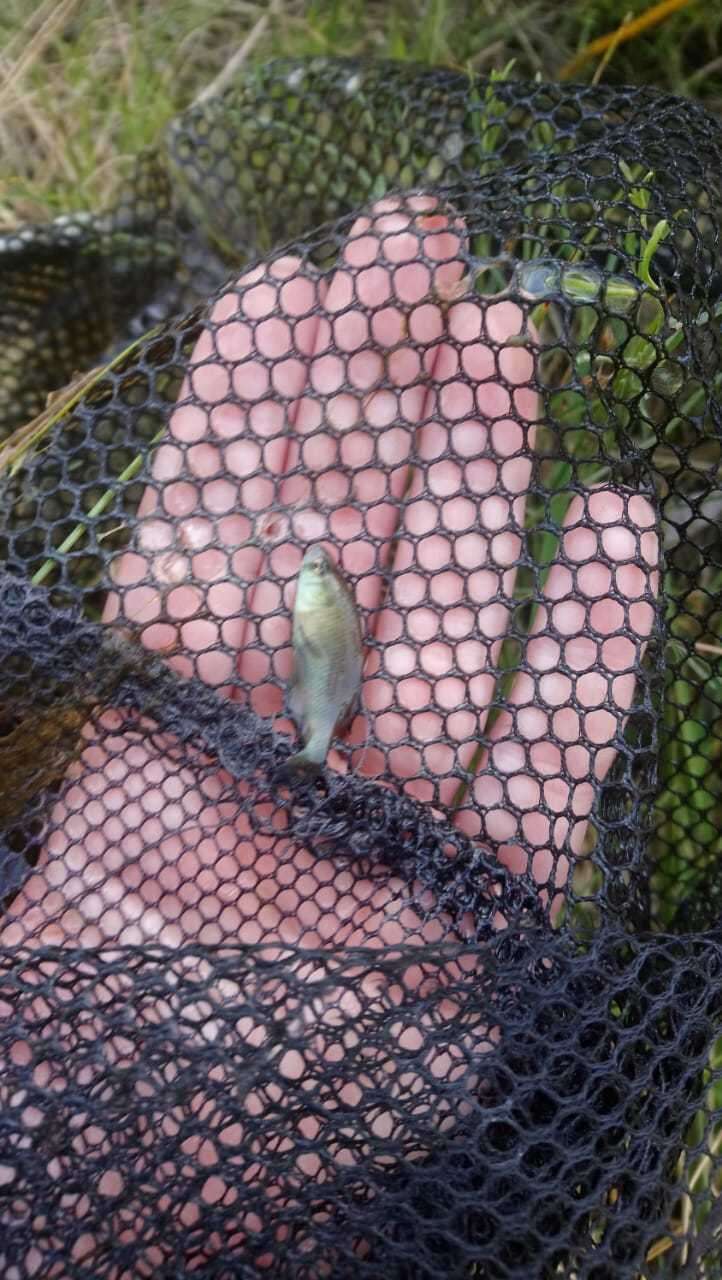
[295,620,324,660]
[287,638,311,725]
[287,673,305,725]
[335,695,359,738]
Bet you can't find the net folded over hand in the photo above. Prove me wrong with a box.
[0,58,721,1278]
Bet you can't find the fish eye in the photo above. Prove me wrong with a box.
[307,550,328,573]
[303,546,332,576]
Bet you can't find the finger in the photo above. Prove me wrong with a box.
[459,488,659,891]
[364,295,539,796]
[105,255,324,690]
[0,720,247,947]
[238,196,468,739]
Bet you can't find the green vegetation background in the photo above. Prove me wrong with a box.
[1,0,721,226]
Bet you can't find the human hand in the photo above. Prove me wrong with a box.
[3,195,657,953]
[0,197,660,1272]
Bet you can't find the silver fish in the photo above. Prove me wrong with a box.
[282,544,363,776]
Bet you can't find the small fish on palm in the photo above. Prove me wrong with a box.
[281,544,364,778]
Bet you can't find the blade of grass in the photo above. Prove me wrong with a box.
[31,421,167,586]
[591,9,633,85]
[192,0,282,106]
[558,0,695,80]
[0,324,162,478]
[0,0,83,112]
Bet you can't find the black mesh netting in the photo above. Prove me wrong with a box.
[1,56,722,1278]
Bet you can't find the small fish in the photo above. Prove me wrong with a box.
[281,544,363,778]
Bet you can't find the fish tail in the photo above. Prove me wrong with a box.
[277,751,323,782]
[277,730,329,783]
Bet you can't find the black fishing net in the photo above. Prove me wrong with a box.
[1,56,721,1278]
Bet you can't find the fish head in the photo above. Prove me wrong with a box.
[296,544,344,610]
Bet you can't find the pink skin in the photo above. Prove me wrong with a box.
[0,197,658,1260]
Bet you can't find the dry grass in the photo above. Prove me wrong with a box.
[1,0,721,226]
